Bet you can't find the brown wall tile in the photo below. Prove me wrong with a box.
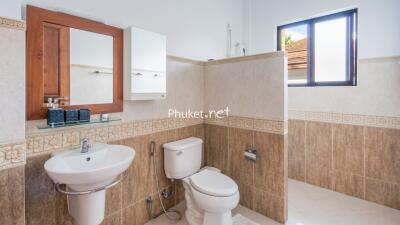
[365,127,400,185]
[205,124,229,173]
[252,188,286,223]
[333,124,364,175]
[194,124,206,166]
[0,166,25,225]
[25,154,75,225]
[101,212,121,225]
[287,119,400,210]
[120,135,153,208]
[151,131,172,190]
[177,126,195,139]
[288,120,306,181]
[105,182,122,216]
[365,178,400,209]
[237,182,253,209]
[254,131,285,197]
[152,190,175,215]
[174,180,185,204]
[306,122,332,189]
[228,128,254,185]
[133,199,152,225]
[332,170,364,199]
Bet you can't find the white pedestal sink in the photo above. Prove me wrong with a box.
[44,143,135,225]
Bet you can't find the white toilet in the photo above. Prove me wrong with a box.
[163,137,240,225]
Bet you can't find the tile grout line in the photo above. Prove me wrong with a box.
[331,124,334,191]
[363,125,366,200]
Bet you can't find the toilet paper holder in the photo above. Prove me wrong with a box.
[244,148,257,162]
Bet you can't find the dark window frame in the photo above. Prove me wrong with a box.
[277,9,358,87]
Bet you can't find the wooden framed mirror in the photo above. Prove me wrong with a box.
[26,5,123,120]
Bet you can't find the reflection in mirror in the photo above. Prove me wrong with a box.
[70,28,113,105]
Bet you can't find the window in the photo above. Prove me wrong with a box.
[278,9,357,87]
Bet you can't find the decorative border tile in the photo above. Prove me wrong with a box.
[205,115,288,134]
[25,117,204,157]
[0,141,26,170]
[289,110,400,129]
[0,16,25,30]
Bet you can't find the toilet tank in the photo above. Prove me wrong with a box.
[163,137,203,179]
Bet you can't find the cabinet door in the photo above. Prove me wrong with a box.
[131,27,166,72]
[131,71,166,93]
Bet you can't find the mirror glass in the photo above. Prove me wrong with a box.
[69,28,113,105]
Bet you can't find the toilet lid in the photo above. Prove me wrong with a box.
[189,170,238,197]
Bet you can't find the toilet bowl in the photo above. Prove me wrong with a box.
[163,137,240,225]
[184,168,240,225]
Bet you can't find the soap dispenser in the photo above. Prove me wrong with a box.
[46,97,67,127]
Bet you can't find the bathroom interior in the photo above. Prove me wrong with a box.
[0,0,399,225]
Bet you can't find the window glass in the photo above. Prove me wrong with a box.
[314,17,347,82]
[280,24,308,84]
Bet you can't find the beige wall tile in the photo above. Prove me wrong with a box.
[26,136,44,154]
[0,27,25,143]
[365,127,400,185]
[288,120,306,181]
[95,127,109,142]
[0,166,25,225]
[108,125,122,141]
[365,178,400,209]
[306,122,332,189]
[62,131,80,148]
[43,133,62,153]
[288,59,400,118]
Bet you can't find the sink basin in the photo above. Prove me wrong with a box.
[44,143,135,225]
[45,143,135,190]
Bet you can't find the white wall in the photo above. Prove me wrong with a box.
[249,0,400,59]
[19,0,245,61]
[0,0,22,20]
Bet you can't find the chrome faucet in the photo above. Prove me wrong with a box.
[80,138,91,153]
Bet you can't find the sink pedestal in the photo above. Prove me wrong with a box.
[68,188,106,225]
[44,144,135,225]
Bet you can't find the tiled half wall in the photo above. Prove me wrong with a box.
[288,110,400,210]
[204,116,288,223]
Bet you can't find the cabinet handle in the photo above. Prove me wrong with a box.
[154,74,158,77]
[133,73,143,76]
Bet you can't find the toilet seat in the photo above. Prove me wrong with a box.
[189,169,238,197]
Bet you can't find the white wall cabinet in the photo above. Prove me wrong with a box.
[124,27,166,100]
